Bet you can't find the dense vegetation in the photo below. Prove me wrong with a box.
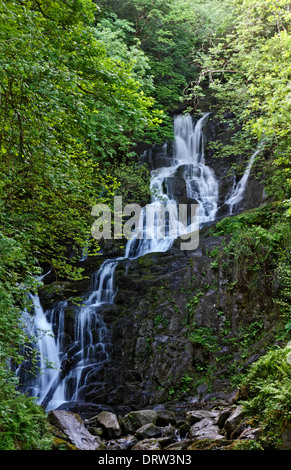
[0,0,290,450]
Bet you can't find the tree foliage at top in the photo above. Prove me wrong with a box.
[0,0,161,448]
[98,0,228,142]
[190,0,291,212]
[0,0,161,278]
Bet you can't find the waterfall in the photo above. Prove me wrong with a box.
[225,145,262,214]
[29,293,64,408]
[19,114,224,409]
[173,113,219,223]
[125,113,219,258]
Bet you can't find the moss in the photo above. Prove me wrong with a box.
[187,439,233,450]
[137,255,155,268]
[224,440,264,450]
[52,437,78,450]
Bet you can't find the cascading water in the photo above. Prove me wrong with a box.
[225,145,262,214]
[125,113,218,259]
[20,113,257,410]
[172,113,219,224]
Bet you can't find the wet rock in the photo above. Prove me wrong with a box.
[48,410,103,450]
[224,405,245,438]
[135,423,162,440]
[155,436,176,448]
[156,409,177,426]
[87,426,103,437]
[217,406,235,429]
[122,410,158,434]
[107,436,139,450]
[229,418,253,439]
[132,438,162,450]
[189,418,224,441]
[165,439,193,450]
[238,426,262,441]
[162,424,178,442]
[95,411,121,439]
[185,410,219,424]
[178,421,191,438]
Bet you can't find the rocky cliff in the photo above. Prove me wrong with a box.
[35,113,275,416]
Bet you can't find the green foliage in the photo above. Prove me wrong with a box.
[188,324,219,354]
[239,344,291,447]
[0,0,160,279]
[213,204,291,343]
[113,159,151,207]
[0,368,53,450]
[191,0,291,210]
[99,0,230,143]
[0,0,163,449]
[186,291,204,318]
[214,204,290,284]
[0,232,38,365]
[167,372,194,400]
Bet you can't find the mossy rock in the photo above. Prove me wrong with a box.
[187,438,233,450]
[52,437,78,450]
[222,439,264,450]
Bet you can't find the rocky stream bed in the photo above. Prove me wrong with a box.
[48,391,276,451]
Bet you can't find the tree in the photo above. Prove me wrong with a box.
[190,0,291,212]
[0,1,162,447]
[0,0,161,279]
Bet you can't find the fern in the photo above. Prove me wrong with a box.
[239,344,291,447]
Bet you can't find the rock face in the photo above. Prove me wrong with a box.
[35,112,274,414]
[77,220,276,409]
[37,216,278,413]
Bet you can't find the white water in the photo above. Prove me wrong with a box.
[173,113,219,223]
[21,113,257,409]
[225,146,262,214]
[125,113,218,259]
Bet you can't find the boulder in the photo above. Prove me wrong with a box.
[178,421,191,438]
[155,436,176,448]
[132,438,162,450]
[48,410,103,450]
[122,410,158,434]
[156,409,177,426]
[135,423,162,440]
[95,411,121,439]
[164,439,193,450]
[87,426,103,437]
[185,410,219,424]
[238,427,262,441]
[162,424,177,442]
[107,436,139,450]
[224,405,245,438]
[189,417,223,441]
[217,406,235,429]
